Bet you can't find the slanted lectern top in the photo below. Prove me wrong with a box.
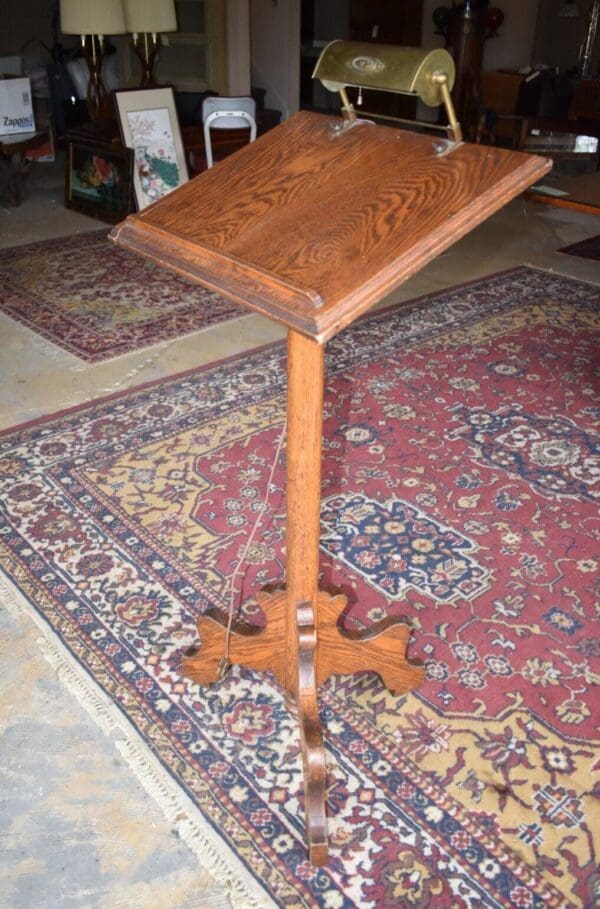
[110,111,551,866]
[111,111,549,341]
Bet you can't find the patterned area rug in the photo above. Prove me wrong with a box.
[559,234,600,262]
[1,266,598,908]
[0,231,245,361]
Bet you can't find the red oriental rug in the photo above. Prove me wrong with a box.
[559,234,600,262]
[1,266,598,908]
[0,231,245,361]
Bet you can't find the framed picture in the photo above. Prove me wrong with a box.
[65,139,134,223]
[114,87,189,211]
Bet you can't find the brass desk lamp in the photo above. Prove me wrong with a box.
[313,40,462,145]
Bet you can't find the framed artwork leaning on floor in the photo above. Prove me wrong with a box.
[114,87,189,210]
[65,138,134,223]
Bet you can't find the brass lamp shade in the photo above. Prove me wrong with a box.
[313,40,455,108]
[123,0,177,33]
[312,39,461,143]
[60,0,126,35]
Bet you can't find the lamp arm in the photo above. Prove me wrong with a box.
[432,72,463,143]
[339,87,357,122]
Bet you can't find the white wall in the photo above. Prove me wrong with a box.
[227,0,251,95]
[420,1,541,71]
[250,0,300,118]
[484,2,540,71]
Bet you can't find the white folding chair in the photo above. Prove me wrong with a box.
[202,96,257,168]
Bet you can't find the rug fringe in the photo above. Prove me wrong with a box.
[0,570,275,909]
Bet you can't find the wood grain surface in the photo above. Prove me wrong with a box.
[111,110,551,341]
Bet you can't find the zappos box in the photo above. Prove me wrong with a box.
[0,77,35,135]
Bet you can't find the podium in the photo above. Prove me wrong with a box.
[110,110,550,863]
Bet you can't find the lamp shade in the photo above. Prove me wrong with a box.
[123,0,177,33]
[60,0,126,35]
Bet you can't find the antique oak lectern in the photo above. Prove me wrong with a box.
[110,42,550,865]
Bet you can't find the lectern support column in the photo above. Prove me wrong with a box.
[286,330,328,865]
[285,330,324,699]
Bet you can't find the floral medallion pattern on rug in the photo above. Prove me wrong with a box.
[448,405,598,501]
[320,493,491,603]
[0,231,245,361]
[1,267,599,908]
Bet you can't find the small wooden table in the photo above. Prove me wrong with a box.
[0,129,49,205]
[110,110,550,863]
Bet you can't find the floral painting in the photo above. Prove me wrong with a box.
[73,154,122,199]
[126,108,181,207]
[115,88,188,211]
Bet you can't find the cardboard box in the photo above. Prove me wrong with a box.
[0,77,35,135]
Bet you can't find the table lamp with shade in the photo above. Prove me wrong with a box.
[123,0,178,86]
[60,0,126,121]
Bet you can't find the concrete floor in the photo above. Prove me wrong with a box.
[0,153,598,909]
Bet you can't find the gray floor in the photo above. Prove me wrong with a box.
[0,152,598,909]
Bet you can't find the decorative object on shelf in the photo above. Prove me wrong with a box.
[65,137,134,221]
[115,87,188,210]
[485,6,504,36]
[312,40,462,143]
[60,0,126,120]
[434,1,504,41]
[123,0,178,86]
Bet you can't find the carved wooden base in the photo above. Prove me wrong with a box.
[183,587,424,693]
[182,587,424,865]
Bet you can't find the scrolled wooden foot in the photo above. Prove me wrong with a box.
[315,590,425,693]
[182,590,286,689]
[182,586,423,867]
[297,602,328,866]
